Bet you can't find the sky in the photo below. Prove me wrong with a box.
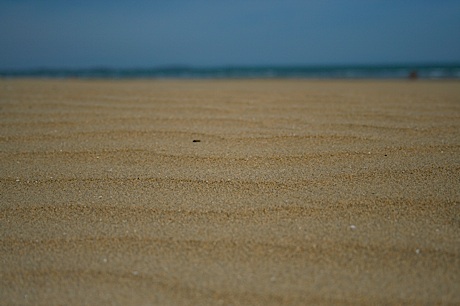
[1,0,459,69]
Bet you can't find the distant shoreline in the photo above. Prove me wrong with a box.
[1,63,460,79]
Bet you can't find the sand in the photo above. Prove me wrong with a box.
[1,79,459,305]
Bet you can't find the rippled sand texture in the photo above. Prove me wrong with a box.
[1,79,459,305]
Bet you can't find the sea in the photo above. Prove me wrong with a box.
[1,63,460,79]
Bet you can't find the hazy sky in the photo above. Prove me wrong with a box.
[1,0,459,69]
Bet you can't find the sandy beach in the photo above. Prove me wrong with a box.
[1,79,459,305]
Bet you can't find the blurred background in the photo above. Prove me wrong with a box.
[1,0,459,78]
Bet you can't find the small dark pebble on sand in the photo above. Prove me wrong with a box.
[193,140,201,142]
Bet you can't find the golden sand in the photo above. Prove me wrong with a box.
[1,79,459,305]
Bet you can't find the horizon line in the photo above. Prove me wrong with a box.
[1,61,460,72]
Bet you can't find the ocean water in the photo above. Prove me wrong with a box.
[1,64,460,79]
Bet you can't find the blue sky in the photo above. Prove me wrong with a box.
[1,0,459,69]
